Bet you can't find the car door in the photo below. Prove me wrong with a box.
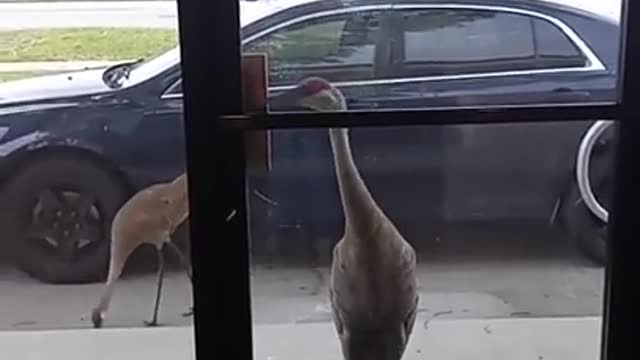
[389,5,610,223]
[117,79,187,189]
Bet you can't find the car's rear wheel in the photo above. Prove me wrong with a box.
[563,184,608,265]
[2,155,129,284]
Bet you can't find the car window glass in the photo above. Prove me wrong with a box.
[243,12,382,86]
[399,9,538,77]
[533,18,588,68]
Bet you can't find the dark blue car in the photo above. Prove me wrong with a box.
[0,0,620,283]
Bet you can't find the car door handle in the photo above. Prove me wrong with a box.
[347,99,378,109]
[552,87,591,98]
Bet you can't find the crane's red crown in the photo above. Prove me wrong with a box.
[298,77,333,97]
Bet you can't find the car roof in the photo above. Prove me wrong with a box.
[360,0,617,22]
[239,0,619,25]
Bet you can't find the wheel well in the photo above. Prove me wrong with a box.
[0,146,135,197]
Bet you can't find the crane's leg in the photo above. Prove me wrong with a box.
[166,241,194,317]
[91,276,118,329]
[167,241,192,282]
[144,246,165,327]
[91,231,137,329]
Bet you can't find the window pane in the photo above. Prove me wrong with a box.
[533,18,588,68]
[247,120,616,359]
[402,10,537,76]
[238,0,622,112]
[0,0,195,358]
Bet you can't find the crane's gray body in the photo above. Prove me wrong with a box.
[328,127,419,360]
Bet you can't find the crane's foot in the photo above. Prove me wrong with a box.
[181,307,194,317]
[91,310,104,329]
[143,320,161,327]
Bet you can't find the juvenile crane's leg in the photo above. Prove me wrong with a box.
[91,269,121,329]
[167,241,192,281]
[166,241,194,317]
[144,245,166,327]
[91,232,138,329]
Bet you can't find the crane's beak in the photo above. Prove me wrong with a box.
[268,86,307,111]
[269,85,345,112]
[299,89,345,112]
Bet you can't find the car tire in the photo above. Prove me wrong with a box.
[562,184,607,266]
[561,148,613,267]
[2,155,129,284]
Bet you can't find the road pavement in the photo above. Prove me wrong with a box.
[0,1,179,30]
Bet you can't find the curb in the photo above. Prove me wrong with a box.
[0,317,603,360]
[0,60,130,73]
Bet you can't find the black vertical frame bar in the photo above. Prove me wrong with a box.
[176,0,252,360]
[602,0,639,359]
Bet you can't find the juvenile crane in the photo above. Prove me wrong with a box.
[271,77,419,360]
[91,172,192,328]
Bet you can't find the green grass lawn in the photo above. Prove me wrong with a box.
[0,28,178,62]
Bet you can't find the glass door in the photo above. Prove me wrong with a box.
[175,0,638,359]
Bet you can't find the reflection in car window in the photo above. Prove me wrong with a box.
[243,12,382,86]
[399,9,587,78]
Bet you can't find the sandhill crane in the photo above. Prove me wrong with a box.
[91,172,192,328]
[271,77,419,360]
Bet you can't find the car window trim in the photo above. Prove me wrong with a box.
[162,93,184,100]
[161,2,606,100]
[163,79,183,99]
[162,62,607,100]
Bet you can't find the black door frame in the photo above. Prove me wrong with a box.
[176,0,637,359]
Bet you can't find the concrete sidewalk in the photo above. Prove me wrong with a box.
[0,317,602,360]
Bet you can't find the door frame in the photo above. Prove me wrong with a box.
[175,0,637,359]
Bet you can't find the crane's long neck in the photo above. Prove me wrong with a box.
[329,127,385,241]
